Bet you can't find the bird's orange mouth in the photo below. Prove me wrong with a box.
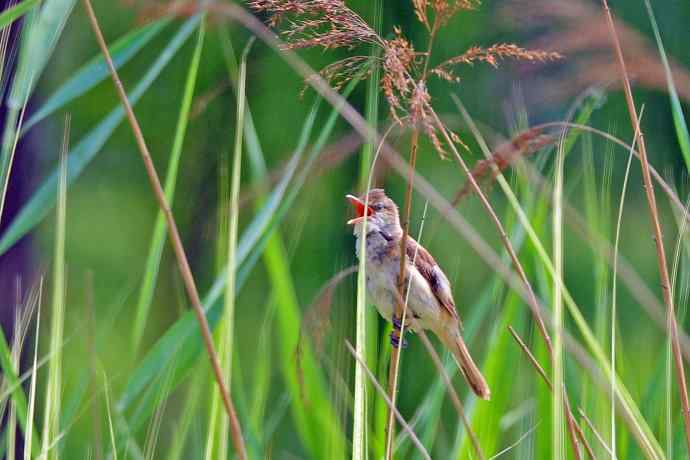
[346,194,373,225]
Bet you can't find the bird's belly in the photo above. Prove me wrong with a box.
[365,260,398,324]
[365,259,441,332]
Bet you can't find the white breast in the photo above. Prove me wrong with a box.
[354,232,442,332]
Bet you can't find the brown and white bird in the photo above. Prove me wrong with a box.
[346,189,491,400]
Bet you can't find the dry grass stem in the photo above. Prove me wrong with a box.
[508,326,591,460]
[430,106,552,354]
[600,0,690,452]
[81,2,247,458]
[578,407,615,458]
[345,341,431,460]
[508,326,552,391]
[379,139,657,455]
[385,129,419,460]
[415,328,485,459]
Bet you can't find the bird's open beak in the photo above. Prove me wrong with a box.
[346,194,374,225]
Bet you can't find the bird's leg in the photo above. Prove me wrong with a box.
[390,316,408,349]
[392,315,403,330]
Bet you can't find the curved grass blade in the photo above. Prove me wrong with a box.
[204,33,248,460]
[118,79,359,452]
[643,0,690,172]
[552,134,566,460]
[40,118,68,460]
[0,312,41,456]
[7,0,75,108]
[0,15,200,257]
[117,102,318,421]
[354,3,382,458]
[0,0,40,30]
[130,17,204,353]
[0,0,75,226]
[22,17,170,133]
[455,98,665,459]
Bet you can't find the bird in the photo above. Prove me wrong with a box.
[346,188,491,400]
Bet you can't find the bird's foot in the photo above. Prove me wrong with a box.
[390,330,408,349]
[392,315,403,330]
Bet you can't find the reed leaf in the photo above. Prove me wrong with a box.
[130,17,204,353]
[0,15,200,256]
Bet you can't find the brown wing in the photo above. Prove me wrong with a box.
[405,236,459,320]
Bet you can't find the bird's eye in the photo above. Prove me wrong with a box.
[374,204,384,211]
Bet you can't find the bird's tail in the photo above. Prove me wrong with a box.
[440,328,491,400]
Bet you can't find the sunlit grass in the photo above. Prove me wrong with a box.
[0,1,689,459]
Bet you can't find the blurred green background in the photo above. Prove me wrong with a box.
[3,0,690,458]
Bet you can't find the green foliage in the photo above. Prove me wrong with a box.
[3,2,690,459]
[130,17,203,353]
[0,0,40,31]
[0,15,201,256]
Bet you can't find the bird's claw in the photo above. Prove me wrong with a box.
[392,315,403,330]
[390,330,408,349]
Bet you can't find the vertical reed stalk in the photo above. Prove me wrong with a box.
[41,117,69,460]
[610,109,642,459]
[385,129,419,460]
[553,134,566,459]
[600,0,690,453]
[354,3,382,457]
[81,2,247,458]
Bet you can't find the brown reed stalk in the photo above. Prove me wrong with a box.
[80,2,248,459]
[425,106,601,458]
[508,326,595,460]
[345,341,431,460]
[599,0,690,453]
[429,107,553,354]
[579,407,615,458]
[214,3,568,455]
[385,129,419,460]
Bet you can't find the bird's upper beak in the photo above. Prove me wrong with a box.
[346,194,374,225]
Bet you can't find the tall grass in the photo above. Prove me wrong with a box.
[204,31,248,460]
[2,2,690,459]
[41,117,69,460]
[353,1,383,458]
[130,14,204,354]
[552,133,566,459]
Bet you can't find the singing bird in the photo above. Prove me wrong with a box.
[346,189,490,400]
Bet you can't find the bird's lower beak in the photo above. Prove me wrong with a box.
[346,194,373,225]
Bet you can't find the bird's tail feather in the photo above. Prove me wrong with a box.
[441,329,491,400]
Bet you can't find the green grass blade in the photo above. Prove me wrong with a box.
[456,100,665,459]
[23,289,41,460]
[0,320,40,456]
[103,372,119,460]
[8,0,75,108]
[0,0,40,30]
[166,363,205,460]
[643,0,690,171]
[205,35,249,460]
[221,33,359,456]
[552,135,565,459]
[0,15,201,257]
[216,32,277,444]
[116,101,318,425]
[116,142,305,418]
[22,18,170,133]
[41,120,68,460]
[0,0,75,207]
[354,3,382,458]
[130,17,205,353]
[118,79,358,451]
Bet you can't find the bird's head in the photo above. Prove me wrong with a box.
[346,189,401,237]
